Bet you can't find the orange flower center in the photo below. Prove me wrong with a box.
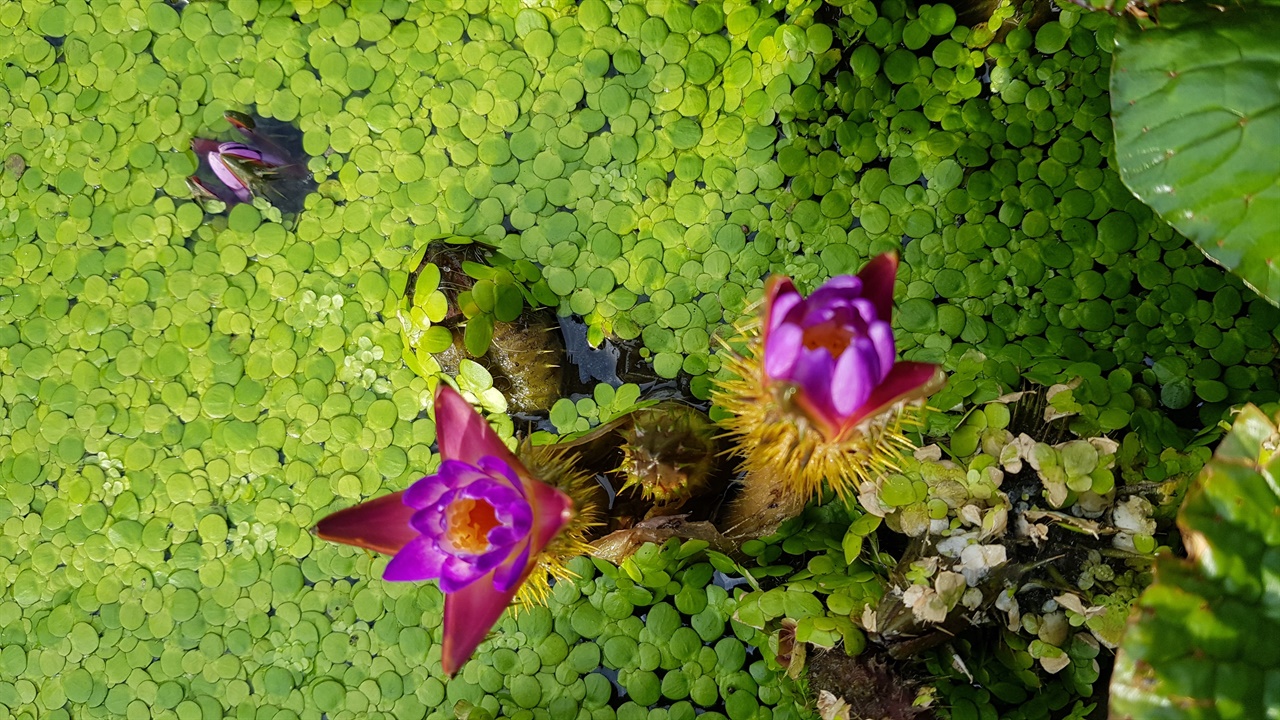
[445,497,500,554]
[801,321,854,357]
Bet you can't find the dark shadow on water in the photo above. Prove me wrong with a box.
[557,314,697,404]
[236,110,314,216]
[511,314,702,437]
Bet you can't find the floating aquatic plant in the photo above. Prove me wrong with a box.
[860,382,1182,685]
[716,253,945,536]
[2,0,1278,717]
[732,501,884,672]
[614,402,720,508]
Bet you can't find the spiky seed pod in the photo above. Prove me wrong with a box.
[513,442,605,606]
[714,318,929,506]
[487,310,565,414]
[615,403,718,505]
[721,465,807,542]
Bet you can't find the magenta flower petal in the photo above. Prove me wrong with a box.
[485,522,529,549]
[314,491,418,555]
[867,321,896,377]
[477,455,523,492]
[442,473,572,677]
[528,476,574,554]
[435,385,524,470]
[437,552,503,593]
[791,347,836,393]
[831,340,875,417]
[388,458,534,588]
[768,288,802,334]
[764,322,803,378]
[762,276,800,341]
[491,541,532,593]
[218,140,294,175]
[842,361,946,431]
[407,505,446,537]
[191,138,221,156]
[442,576,519,677]
[209,153,253,202]
[218,141,265,163]
[830,347,861,417]
[208,152,240,187]
[191,125,308,207]
[382,535,450,582]
[855,336,882,383]
[788,346,839,429]
[820,275,862,291]
[191,139,245,203]
[460,482,531,537]
[403,471,454,510]
[805,278,863,320]
[230,134,289,166]
[851,298,878,325]
[856,252,898,322]
[379,448,550,599]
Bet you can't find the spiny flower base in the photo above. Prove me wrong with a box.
[721,466,808,541]
[513,443,603,606]
[714,333,925,508]
[615,403,718,506]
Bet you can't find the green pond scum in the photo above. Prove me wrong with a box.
[0,0,1277,718]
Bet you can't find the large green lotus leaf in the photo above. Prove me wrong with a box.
[1111,1,1280,304]
[1109,404,1280,719]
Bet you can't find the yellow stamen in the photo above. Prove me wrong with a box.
[801,320,853,357]
[509,444,605,609]
[445,498,499,554]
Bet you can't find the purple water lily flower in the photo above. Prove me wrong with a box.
[315,384,574,677]
[187,112,306,206]
[209,142,261,202]
[761,253,942,441]
[225,110,299,173]
[386,456,535,593]
[190,138,253,203]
